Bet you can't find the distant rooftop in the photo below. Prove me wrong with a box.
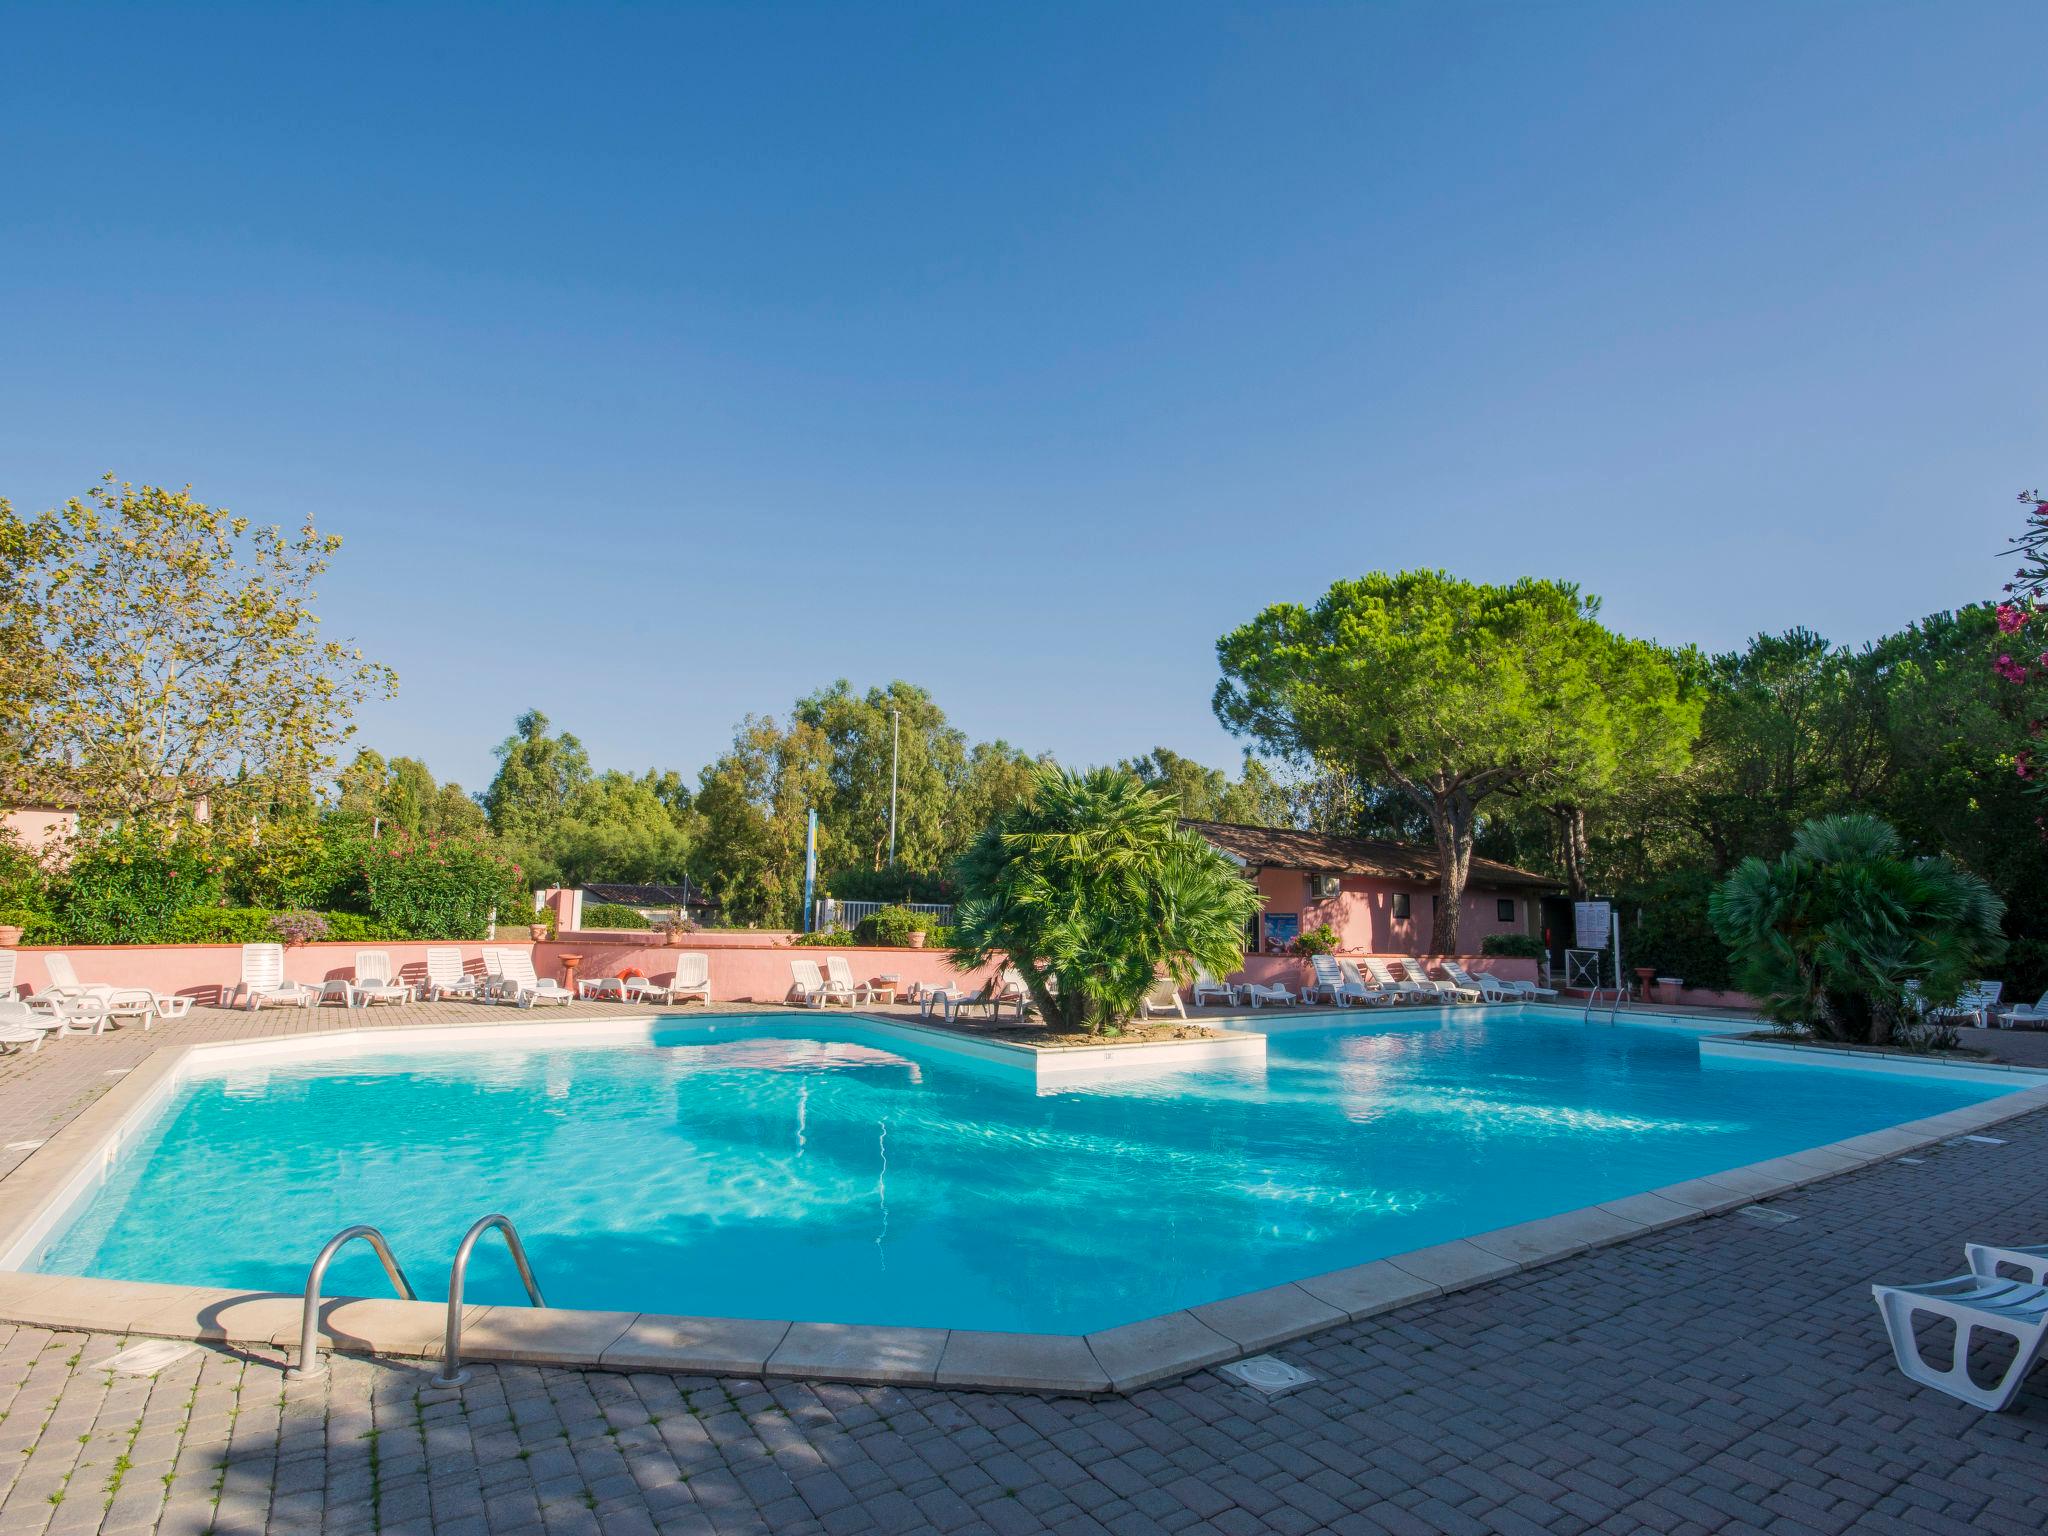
[581,880,707,907]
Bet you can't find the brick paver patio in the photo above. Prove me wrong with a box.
[0,1000,2042,1533]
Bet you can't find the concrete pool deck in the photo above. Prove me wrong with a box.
[0,1093,2043,1533]
[1,999,2046,1403]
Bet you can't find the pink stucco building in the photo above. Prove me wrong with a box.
[1182,819,1555,956]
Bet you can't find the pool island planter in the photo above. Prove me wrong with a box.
[0,1015,2044,1395]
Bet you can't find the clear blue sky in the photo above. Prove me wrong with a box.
[4,2,2044,794]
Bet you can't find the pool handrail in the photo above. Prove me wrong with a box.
[287,1224,417,1380]
[433,1213,546,1388]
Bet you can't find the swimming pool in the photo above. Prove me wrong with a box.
[30,1009,2019,1335]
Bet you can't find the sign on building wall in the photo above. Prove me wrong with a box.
[1573,900,1612,950]
[1261,912,1301,952]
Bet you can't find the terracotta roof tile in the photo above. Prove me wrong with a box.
[1181,819,1557,890]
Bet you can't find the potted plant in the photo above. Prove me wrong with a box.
[270,910,331,947]
[661,906,694,947]
[0,920,21,949]
[908,928,927,948]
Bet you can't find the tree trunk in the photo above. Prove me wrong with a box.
[1426,792,1476,955]
[1550,803,1591,901]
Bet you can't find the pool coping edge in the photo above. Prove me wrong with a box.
[1,1023,2045,1396]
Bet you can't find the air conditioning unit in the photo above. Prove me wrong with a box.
[1309,873,1343,900]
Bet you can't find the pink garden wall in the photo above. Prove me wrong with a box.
[1,941,507,1006]
[3,931,1544,1009]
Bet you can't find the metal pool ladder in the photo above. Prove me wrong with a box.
[287,1225,416,1380]
[432,1214,547,1388]
[287,1215,547,1386]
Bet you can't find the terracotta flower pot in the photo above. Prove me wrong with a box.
[909,931,927,949]
[666,928,689,948]
[529,923,549,942]
[0,926,20,948]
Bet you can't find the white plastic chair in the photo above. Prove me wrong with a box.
[1873,1270,2048,1411]
[1191,967,1239,1008]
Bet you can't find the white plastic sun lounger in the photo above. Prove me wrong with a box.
[651,953,712,1006]
[1139,978,1186,1019]
[789,958,853,1008]
[1333,960,1392,1006]
[1501,976,1560,1001]
[1873,1269,2048,1411]
[347,950,414,1007]
[493,948,572,1007]
[30,953,120,1010]
[1438,959,1511,1002]
[1996,991,2048,1028]
[1191,968,1239,1007]
[1242,979,1297,1007]
[422,947,483,1002]
[231,944,318,1011]
[0,1000,62,1051]
[825,956,883,1004]
[1360,956,1432,1002]
[1417,962,1482,1011]
[1938,980,2003,1028]
[1969,1241,2048,1286]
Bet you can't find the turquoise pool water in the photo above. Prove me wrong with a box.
[34,1010,2015,1334]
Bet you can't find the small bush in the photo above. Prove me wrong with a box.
[790,927,851,947]
[855,905,933,946]
[1480,933,1544,959]
[1291,923,1340,956]
[157,907,391,944]
[59,826,230,943]
[583,902,652,930]
[165,906,282,944]
[362,832,527,940]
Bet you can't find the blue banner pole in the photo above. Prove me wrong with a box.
[802,808,818,933]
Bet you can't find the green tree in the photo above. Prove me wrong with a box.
[690,714,834,925]
[950,766,1264,1034]
[0,477,397,823]
[1121,748,1295,826]
[1709,814,2004,1045]
[551,770,699,886]
[336,749,487,839]
[1524,631,1700,899]
[797,681,968,872]
[482,710,592,851]
[1216,572,1675,951]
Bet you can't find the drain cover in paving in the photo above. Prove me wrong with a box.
[93,1340,197,1375]
[1219,1355,1317,1396]
[1738,1204,1799,1225]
